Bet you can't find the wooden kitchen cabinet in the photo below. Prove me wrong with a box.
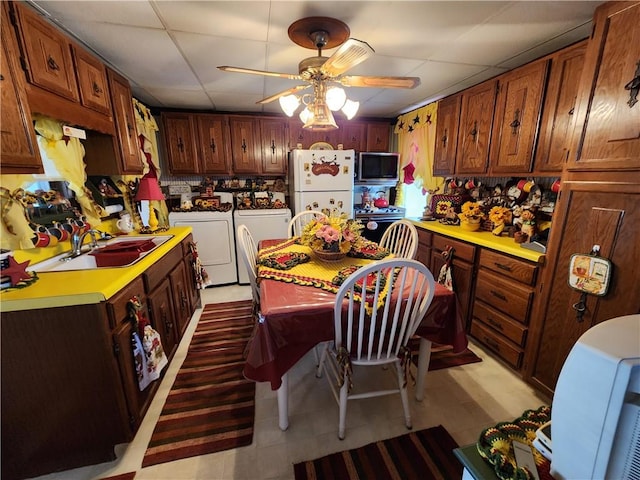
[415,227,432,268]
[197,114,232,174]
[170,259,193,337]
[339,122,367,152]
[433,93,461,176]
[365,122,391,152]
[147,276,178,358]
[455,79,498,175]
[229,115,262,174]
[259,117,289,175]
[566,1,640,171]
[0,3,43,174]
[489,60,548,175]
[162,112,200,174]
[533,40,587,173]
[72,44,111,116]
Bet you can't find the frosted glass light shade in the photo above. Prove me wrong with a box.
[279,94,300,117]
[341,99,360,120]
[326,87,347,111]
[299,106,313,123]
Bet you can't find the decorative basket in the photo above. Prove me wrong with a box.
[312,248,346,263]
[460,220,482,232]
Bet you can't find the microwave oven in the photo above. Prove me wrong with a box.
[356,152,400,184]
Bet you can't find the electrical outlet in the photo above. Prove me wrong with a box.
[168,184,192,195]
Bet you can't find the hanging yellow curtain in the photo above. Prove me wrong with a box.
[33,116,105,226]
[393,102,443,212]
[132,98,168,227]
[0,175,39,250]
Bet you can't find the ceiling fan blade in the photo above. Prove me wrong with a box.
[320,38,374,77]
[257,85,310,104]
[217,66,301,81]
[340,75,421,89]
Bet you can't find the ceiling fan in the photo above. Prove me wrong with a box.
[217,17,420,130]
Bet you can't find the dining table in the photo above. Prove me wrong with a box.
[243,238,468,430]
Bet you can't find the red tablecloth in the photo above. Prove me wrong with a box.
[243,239,468,389]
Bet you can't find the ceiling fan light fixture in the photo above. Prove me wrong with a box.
[279,94,301,116]
[325,86,347,111]
[303,99,338,131]
[341,99,360,120]
[299,106,313,123]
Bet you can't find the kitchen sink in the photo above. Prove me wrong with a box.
[29,235,174,273]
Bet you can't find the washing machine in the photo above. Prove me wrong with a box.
[169,192,237,286]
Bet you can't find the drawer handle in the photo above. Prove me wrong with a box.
[484,336,501,352]
[241,139,247,153]
[487,318,503,331]
[490,290,507,301]
[495,262,512,272]
[442,128,448,146]
[177,137,184,152]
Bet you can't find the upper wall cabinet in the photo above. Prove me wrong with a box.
[567,1,640,171]
[9,2,114,135]
[228,116,263,175]
[0,2,42,174]
[339,122,367,152]
[534,40,587,174]
[196,114,232,175]
[365,122,391,152]
[433,93,462,176]
[162,112,200,175]
[489,60,548,175]
[455,79,498,175]
[259,117,289,175]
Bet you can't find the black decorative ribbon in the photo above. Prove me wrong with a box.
[398,344,415,388]
[336,346,353,393]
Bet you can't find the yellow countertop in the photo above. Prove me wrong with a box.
[408,218,545,263]
[0,227,192,312]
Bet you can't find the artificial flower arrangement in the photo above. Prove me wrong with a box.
[458,201,486,223]
[488,205,512,236]
[300,211,364,254]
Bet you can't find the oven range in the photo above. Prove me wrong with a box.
[354,205,406,242]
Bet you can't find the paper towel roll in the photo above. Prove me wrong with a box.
[105,204,124,215]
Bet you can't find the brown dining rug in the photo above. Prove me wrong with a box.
[410,337,482,371]
[141,300,256,467]
[293,424,462,479]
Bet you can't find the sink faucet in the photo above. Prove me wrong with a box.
[70,229,101,257]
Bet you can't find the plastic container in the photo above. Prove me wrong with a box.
[89,239,155,267]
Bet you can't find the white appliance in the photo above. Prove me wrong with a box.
[168,192,237,286]
[288,149,355,216]
[234,207,291,284]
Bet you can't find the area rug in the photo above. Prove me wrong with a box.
[141,300,256,467]
[409,338,482,371]
[293,424,462,479]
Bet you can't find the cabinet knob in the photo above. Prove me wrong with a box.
[470,121,478,140]
[241,139,247,153]
[623,60,640,108]
[47,56,60,71]
[210,140,216,153]
[442,129,448,147]
[177,137,184,152]
[509,109,521,135]
[271,139,276,154]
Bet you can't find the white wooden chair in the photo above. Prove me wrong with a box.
[288,210,324,237]
[236,224,260,305]
[379,219,419,259]
[316,258,435,439]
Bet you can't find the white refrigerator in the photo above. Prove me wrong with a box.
[288,149,355,216]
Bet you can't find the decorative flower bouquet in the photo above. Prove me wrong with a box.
[300,212,364,256]
[457,201,486,231]
[488,206,512,236]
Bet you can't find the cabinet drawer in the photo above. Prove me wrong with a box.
[471,321,523,369]
[432,234,476,263]
[107,276,145,329]
[475,269,533,322]
[144,244,182,292]
[479,249,538,285]
[473,301,527,346]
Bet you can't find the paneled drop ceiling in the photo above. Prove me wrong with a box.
[29,1,602,118]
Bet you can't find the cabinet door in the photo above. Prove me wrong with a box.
[147,277,178,358]
[415,228,432,268]
[260,117,288,175]
[433,94,461,176]
[431,253,475,328]
[73,45,111,115]
[108,69,143,173]
[456,79,497,174]
[169,260,192,337]
[534,41,587,173]
[525,181,640,396]
[340,122,367,152]
[13,2,78,101]
[366,123,391,152]
[229,116,261,174]
[162,112,199,174]
[490,61,548,174]
[0,4,42,174]
[567,2,640,171]
[289,121,315,149]
[196,114,230,174]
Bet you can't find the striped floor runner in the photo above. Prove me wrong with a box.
[141,300,255,467]
[293,425,462,479]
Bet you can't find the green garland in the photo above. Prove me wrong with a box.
[259,251,310,270]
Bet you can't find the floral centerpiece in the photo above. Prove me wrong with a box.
[488,206,512,236]
[300,212,364,261]
[458,201,486,231]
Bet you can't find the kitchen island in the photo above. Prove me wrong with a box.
[1,227,201,480]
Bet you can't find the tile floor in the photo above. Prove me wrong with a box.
[31,284,550,480]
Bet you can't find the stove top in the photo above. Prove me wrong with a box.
[354,205,406,218]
